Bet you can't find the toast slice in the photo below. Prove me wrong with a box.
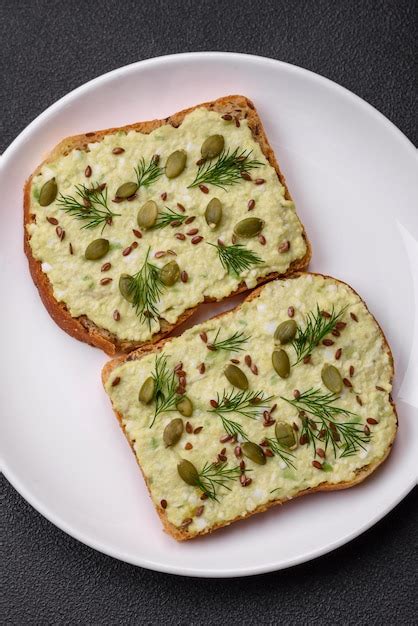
[24,95,311,355]
[102,273,397,541]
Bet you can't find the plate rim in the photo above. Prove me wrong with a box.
[1,51,417,578]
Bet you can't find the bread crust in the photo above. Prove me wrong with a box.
[101,272,398,541]
[24,95,311,355]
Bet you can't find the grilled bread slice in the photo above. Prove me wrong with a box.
[102,273,397,541]
[24,95,310,355]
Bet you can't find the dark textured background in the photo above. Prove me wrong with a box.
[1,0,417,623]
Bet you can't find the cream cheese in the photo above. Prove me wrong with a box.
[104,275,397,535]
[27,108,307,342]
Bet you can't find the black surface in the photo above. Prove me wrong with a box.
[1,0,417,623]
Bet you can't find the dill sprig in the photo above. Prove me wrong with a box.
[195,462,242,501]
[134,156,163,188]
[207,329,249,353]
[291,306,346,365]
[56,183,120,232]
[127,247,164,329]
[149,354,179,427]
[264,438,296,469]
[208,242,263,276]
[282,388,370,458]
[151,207,189,229]
[209,389,273,439]
[188,148,263,190]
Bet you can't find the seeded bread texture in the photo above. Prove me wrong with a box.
[101,273,397,541]
[24,95,311,355]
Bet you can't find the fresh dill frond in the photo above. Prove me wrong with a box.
[264,438,296,469]
[291,306,346,365]
[281,388,370,458]
[151,206,189,229]
[149,354,179,427]
[208,242,263,276]
[209,389,273,439]
[134,156,163,189]
[195,462,242,501]
[127,247,164,329]
[206,329,249,353]
[56,182,120,232]
[188,148,263,190]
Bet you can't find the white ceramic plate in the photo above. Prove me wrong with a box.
[1,53,417,578]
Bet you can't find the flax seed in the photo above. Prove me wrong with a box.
[84,165,92,178]
[241,172,252,181]
[350,312,358,322]
[234,446,242,458]
[175,233,186,241]
[335,348,342,360]
[198,363,205,374]
[187,228,199,236]
[122,245,132,256]
[322,339,334,346]
[278,240,290,253]
[101,262,111,272]
[349,365,355,377]
[111,377,121,387]
[194,426,203,434]
[132,229,142,238]
[180,271,188,283]
[185,442,193,450]
[287,306,295,318]
[113,310,120,321]
[186,422,193,434]
[191,236,203,244]
[367,418,378,425]
[255,178,265,185]
[312,460,323,470]
[343,378,352,388]
[47,216,58,225]
[199,184,209,194]
[247,199,255,210]
[100,277,112,286]
[112,147,125,154]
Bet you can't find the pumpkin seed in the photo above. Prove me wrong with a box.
[233,217,264,238]
[165,150,187,178]
[177,459,199,486]
[275,421,297,450]
[137,200,158,229]
[160,261,180,286]
[321,364,343,394]
[205,198,222,229]
[241,441,266,465]
[119,273,134,302]
[201,134,224,159]
[163,418,184,447]
[115,181,138,199]
[274,319,297,344]
[176,396,193,417]
[84,238,109,261]
[272,349,290,378]
[224,364,248,390]
[138,376,155,404]
[39,178,57,206]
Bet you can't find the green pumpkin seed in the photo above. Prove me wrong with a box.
[321,364,343,394]
[201,134,224,159]
[137,200,158,229]
[165,150,187,179]
[275,421,297,450]
[138,376,155,404]
[176,396,193,417]
[160,261,180,287]
[241,442,266,465]
[84,238,109,261]
[177,459,199,486]
[205,198,223,229]
[39,178,58,206]
[224,364,248,390]
[119,273,134,302]
[115,181,138,199]
[274,320,297,344]
[233,217,264,238]
[272,349,290,378]
[163,418,184,447]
